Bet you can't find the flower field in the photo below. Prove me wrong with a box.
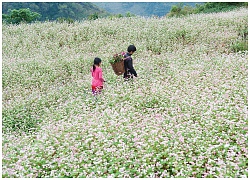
[2,8,248,178]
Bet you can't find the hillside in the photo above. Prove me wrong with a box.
[93,2,202,17]
[2,2,110,21]
[2,8,248,178]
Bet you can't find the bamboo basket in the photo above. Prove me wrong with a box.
[110,60,125,76]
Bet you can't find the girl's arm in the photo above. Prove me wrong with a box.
[99,69,105,82]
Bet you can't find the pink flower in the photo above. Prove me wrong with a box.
[179,136,184,143]
[241,147,247,153]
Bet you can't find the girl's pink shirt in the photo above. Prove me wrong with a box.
[91,66,104,87]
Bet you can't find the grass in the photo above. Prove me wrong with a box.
[2,8,248,178]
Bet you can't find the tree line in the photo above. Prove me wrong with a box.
[167,2,248,17]
[2,2,110,24]
[2,2,248,24]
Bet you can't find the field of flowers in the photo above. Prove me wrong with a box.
[2,8,248,178]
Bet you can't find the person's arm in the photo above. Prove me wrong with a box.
[98,69,105,82]
[127,59,137,77]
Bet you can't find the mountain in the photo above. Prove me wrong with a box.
[2,2,204,21]
[2,2,111,21]
[93,2,203,17]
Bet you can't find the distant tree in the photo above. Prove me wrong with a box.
[116,14,123,18]
[194,2,247,14]
[88,12,99,20]
[167,2,247,17]
[2,2,111,22]
[2,8,41,24]
[167,3,188,17]
[56,17,75,24]
[172,3,182,14]
[125,12,135,17]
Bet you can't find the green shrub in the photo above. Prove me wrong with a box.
[2,8,41,24]
[167,4,182,17]
[125,12,135,17]
[168,2,248,17]
[167,3,194,17]
[56,17,75,24]
[88,12,99,20]
[230,40,248,53]
[230,21,248,52]
[195,2,247,14]
[237,24,248,41]
[2,105,42,133]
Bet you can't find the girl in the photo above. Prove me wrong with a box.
[91,57,105,95]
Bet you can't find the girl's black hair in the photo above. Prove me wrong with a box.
[93,57,102,71]
[127,45,136,52]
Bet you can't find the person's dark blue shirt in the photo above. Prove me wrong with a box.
[124,52,137,78]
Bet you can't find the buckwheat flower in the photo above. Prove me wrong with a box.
[241,147,247,153]
[179,135,184,143]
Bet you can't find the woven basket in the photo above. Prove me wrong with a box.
[110,60,125,76]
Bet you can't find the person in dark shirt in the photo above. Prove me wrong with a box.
[123,45,137,80]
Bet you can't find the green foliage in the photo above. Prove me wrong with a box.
[2,2,110,21]
[109,53,124,64]
[237,23,248,41]
[170,4,182,15]
[230,40,248,53]
[167,2,247,17]
[88,12,99,20]
[116,14,124,18]
[195,2,247,14]
[109,12,136,19]
[230,20,248,53]
[2,8,41,24]
[2,104,42,133]
[167,3,195,17]
[125,12,135,17]
[56,17,75,24]
[94,2,200,17]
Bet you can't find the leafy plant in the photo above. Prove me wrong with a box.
[167,2,247,17]
[2,105,42,133]
[109,52,126,64]
[88,12,99,20]
[194,2,247,14]
[2,2,111,21]
[56,17,75,24]
[2,8,41,24]
[230,40,248,53]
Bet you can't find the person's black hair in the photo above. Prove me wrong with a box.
[93,57,102,71]
[127,45,136,52]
